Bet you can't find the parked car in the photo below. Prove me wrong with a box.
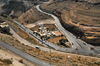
[83,42,86,45]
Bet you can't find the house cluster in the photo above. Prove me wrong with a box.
[34,25,62,38]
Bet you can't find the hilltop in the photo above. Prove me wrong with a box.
[0,0,50,18]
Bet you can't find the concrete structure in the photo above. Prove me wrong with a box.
[0,22,9,28]
[38,26,52,37]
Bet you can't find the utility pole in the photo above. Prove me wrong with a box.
[49,40,51,66]
[46,31,51,66]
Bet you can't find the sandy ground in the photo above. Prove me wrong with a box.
[25,19,56,28]
[0,46,36,66]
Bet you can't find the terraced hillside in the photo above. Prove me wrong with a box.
[40,0,100,45]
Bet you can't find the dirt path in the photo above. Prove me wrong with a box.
[25,19,56,28]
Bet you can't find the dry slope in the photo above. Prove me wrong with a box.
[17,6,53,25]
[40,0,100,45]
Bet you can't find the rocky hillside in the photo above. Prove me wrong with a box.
[17,6,53,24]
[0,3,5,14]
[1,1,28,18]
[1,0,50,18]
[40,0,100,45]
[79,0,100,4]
[8,0,49,5]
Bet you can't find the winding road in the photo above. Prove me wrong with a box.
[13,20,67,52]
[12,5,97,55]
[0,3,99,66]
[36,5,97,55]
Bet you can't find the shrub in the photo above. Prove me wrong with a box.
[89,53,93,56]
[94,62,100,65]
[19,59,23,63]
[3,59,12,65]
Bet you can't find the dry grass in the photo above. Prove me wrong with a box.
[30,24,56,31]
[30,25,39,31]
[0,32,100,66]
[43,24,56,31]
[18,7,53,24]
[48,36,66,44]
[0,31,100,66]
[0,59,12,66]
[7,20,41,46]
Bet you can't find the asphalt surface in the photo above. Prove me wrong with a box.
[13,20,68,52]
[10,27,63,54]
[0,41,52,66]
[0,3,99,66]
[11,5,97,55]
[36,5,97,55]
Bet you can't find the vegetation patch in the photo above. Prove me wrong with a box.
[0,59,12,66]
[0,30,100,66]
[2,1,26,15]
[3,15,41,46]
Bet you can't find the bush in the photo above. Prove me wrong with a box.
[19,59,23,63]
[0,26,11,35]
[89,53,93,56]
[3,59,12,65]
[94,62,100,65]
[73,27,84,37]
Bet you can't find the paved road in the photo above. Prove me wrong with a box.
[36,5,97,55]
[13,20,69,52]
[0,41,52,66]
[10,27,64,54]
[12,5,97,55]
[10,26,92,58]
